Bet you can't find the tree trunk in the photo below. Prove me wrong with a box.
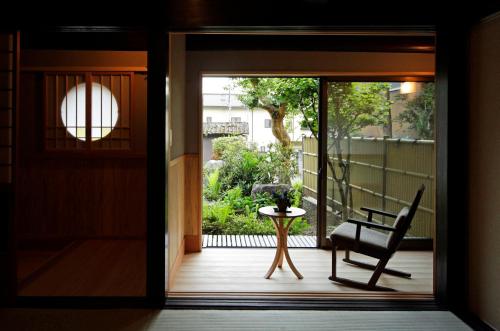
[264,104,291,147]
[333,138,350,222]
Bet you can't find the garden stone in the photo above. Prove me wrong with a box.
[251,183,291,198]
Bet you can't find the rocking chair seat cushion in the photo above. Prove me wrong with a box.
[330,222,389,256]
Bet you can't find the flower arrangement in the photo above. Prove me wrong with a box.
[272,189,292,212]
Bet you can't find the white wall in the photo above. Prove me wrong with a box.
[203,107,306,150]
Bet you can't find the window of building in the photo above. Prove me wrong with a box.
[231,117,241,122]
[44,73,132,151]
[264,119,272,128]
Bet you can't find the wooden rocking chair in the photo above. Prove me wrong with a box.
[328,185,425,291]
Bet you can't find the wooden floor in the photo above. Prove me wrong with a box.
[18,240,146,297]
[169,248,433,297]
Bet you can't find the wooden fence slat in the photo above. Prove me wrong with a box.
[299,235,310,247]
[256,235,265,247]
[262,235,270,247]
[293,236,303,247]
[294,235,305,247]
[202,235,317,247]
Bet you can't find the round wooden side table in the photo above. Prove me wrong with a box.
[258,206,306,279]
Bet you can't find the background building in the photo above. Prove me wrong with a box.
[202,77,307,162]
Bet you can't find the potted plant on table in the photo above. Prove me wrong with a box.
[272,189,292,213]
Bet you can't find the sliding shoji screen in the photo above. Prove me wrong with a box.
[44,72,133,151]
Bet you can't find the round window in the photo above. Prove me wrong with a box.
[60,82,119,141]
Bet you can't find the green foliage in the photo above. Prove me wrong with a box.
[222,187,274,214]
[397,82,435,139]
[235,78,319,149]
[202,200,310,235]
[236,77,319,118]
[257,143,298,184]
[202,201,234,234]
[202,175,308,235]
[203,169,222,201]
[291,181,303,207]
[219,149,268,196]
[210,136,298,196]
[327,82,391,138]
[211,136,248,160]
[272,189,292,211]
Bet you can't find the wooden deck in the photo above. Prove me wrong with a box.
[202,234,317,248]
[169,248,434,296]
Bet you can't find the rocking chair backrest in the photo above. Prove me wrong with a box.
[386,184,426,252]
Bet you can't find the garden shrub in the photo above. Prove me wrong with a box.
[202,136,308,236]
[219,149,269,195]
[260,143,298,185]
[203,169,222,201]
[291,181,303,207]
[222,187,274,214]
[212,136,248,160]
[202,200,234,234]
[202,204,310,235]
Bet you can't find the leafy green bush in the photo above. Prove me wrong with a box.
[212,136,248,160]
[202,136,307,236]
[203,169,222,201]
[259,143,298,184]
[208,136,299,198]
[202,201,234,234]
[219,149,268,195]
[202,202,310,235]
[222,187,274,214]
[291,181,303,207]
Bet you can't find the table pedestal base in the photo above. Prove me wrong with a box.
[264,217,303,279]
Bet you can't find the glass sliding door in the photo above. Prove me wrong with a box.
[319,79,435,249]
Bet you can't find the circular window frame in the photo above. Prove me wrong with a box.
[60,81,119,142]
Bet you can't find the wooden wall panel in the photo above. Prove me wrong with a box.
[16,158,147,237]
[184,154,201,252]
[167,156,185,289]
[469,16,500,329]
[166,154,200,288]
[16,53,147,240]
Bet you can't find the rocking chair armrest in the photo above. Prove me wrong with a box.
[346,218,397,232]
[360,207,398,218]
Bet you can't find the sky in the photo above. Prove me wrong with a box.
[202,77,244,94]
